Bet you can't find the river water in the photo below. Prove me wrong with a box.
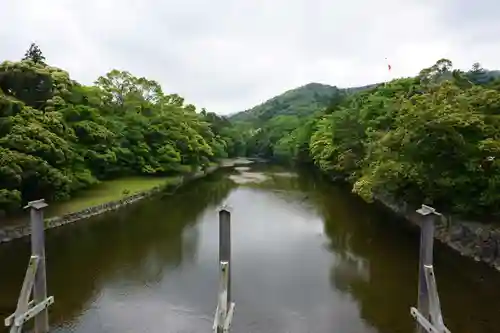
[1,163,500,333]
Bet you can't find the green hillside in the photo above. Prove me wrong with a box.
[230,83,345,125]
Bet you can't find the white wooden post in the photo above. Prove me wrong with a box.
[213,206,235,333]
[411,205,450,333]
[219,207,231,304]
[4,199,54,333]
[29,199,50,333]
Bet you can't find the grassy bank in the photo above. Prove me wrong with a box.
[45,176,182,218]
[1,160,251,228]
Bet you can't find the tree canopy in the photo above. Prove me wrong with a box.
[22,43,46,64]
[234,60,500,219]
[0,45,242,215]
[4,43,500,220]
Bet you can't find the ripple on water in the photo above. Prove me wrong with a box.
[230,168,298,185]
[269,172,298,178]
[229,171,268,184]
[234,166,251,172]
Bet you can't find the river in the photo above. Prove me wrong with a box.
[1,163,499,333]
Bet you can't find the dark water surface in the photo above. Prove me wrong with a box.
[1,164,500,333]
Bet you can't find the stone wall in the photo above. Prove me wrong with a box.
[0,166,220,244]
[377,194,500,271]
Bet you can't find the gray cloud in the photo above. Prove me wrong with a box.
[1,0,500,114]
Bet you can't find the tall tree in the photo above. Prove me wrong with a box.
[22,43,46,64]
[468,62,491,85]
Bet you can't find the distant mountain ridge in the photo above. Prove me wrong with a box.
[230,82,354,124]
[229,68,500,125]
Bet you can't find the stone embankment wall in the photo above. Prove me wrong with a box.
[0,165,220,244]
[378,195,500,271]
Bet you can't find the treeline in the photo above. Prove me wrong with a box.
[242,59,500,218]
[0,44,244,215]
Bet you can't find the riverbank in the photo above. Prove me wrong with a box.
[301,166,500,272]
[311,165,500,272]
[0,159,252,244]
[45,176,180,218]
[376,194,500,272]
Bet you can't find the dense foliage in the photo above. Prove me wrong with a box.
[0,45,240,215]
[237,59,500,218]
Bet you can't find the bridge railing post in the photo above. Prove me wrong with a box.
[219,207,231,305]
[213,205,235,333]
[30,199,50,333]
[411,204,450,333]
[4,199,54,333]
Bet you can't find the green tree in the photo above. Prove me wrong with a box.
[22,43,46,64]
[0,59,232,217]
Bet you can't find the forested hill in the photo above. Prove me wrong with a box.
[0,43,245,216]
[237,59,500,219]
[230,82,381,126]
[230,83,345,125]
[231,69,500,128]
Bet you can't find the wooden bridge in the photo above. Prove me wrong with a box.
[3,200,449,333]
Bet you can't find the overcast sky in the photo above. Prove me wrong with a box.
[1,0,499,114]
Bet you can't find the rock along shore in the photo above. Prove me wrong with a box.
[377,194,500,272]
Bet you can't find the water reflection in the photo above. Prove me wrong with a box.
[1,165,500,333]
[238,165,500,333]
[302,169,500,333]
